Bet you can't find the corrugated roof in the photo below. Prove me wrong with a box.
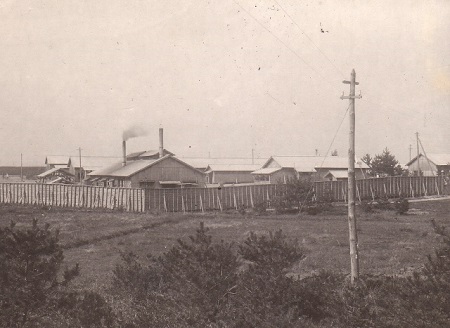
[37,168,60,178]
[88,159,159,178]
[88,155,205,178]
[205,164,262,172]
[266,156,369,172]
[251,167,282,175]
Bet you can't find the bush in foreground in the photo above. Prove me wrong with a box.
[111,219,450,327]
[0,219,114,327]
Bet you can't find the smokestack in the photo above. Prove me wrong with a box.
[159,128,164,158]
[122,140,127,166]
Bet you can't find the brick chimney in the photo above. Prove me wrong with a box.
[122,140,127,166]
[159,128,164,158]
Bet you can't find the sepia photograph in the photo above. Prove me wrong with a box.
[0,0,449,327]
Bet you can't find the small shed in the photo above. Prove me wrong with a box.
[324,170,348,181]
[406,153,450,176]
[251,167,297,184]
[45,156,75,175]
[37,167,75,184]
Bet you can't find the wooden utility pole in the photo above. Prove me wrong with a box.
[78,147,83,184]
[20,153,23,181]
[341,69,362,283]
[416,132,420,175]
[409,144,412,161]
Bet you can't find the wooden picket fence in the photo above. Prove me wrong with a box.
[314,176,445,202]
[144,184,280,212]
[0,176,445,213]
[0,183,279,213]
[0,183,145,212]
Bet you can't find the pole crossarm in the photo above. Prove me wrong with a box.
[341,90,362,100]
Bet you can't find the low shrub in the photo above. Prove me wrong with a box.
[374,196,392,210]
[361,200,374,213]
[0,219,115,328]
[395,197,409,214]
[306,205,322,215]
[253,200,267,215]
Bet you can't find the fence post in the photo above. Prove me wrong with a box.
[217,195,222,212]
[181,195,186,214]
[163,192,168,212]
[200,195,204,213]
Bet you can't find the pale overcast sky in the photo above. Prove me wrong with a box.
[0,0,449,166]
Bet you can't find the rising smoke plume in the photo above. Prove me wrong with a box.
[122,124,149,141]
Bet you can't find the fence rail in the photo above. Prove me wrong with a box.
[0,176,445,213]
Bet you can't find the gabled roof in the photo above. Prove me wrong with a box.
[37,168,60,178]
[263,156,369,172]
[205,164,262,173]
[406,153,450,166]
[88,155,205,178]
[251,167,282,175]
[89,158,163,178]
[37,167,75,178]
[324,170,349,179]
[45,156,71,166]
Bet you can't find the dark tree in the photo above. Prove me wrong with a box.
[0,219,79,327]
[371,148,404,176]
[361,153,374,176]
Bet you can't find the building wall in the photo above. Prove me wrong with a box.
[408,156,437,176]
[268,168,297,184]
[129,157,206,188]
[314,168,368,181]
[210,171,255,184]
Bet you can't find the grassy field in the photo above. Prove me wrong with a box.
[1,198,449,292]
